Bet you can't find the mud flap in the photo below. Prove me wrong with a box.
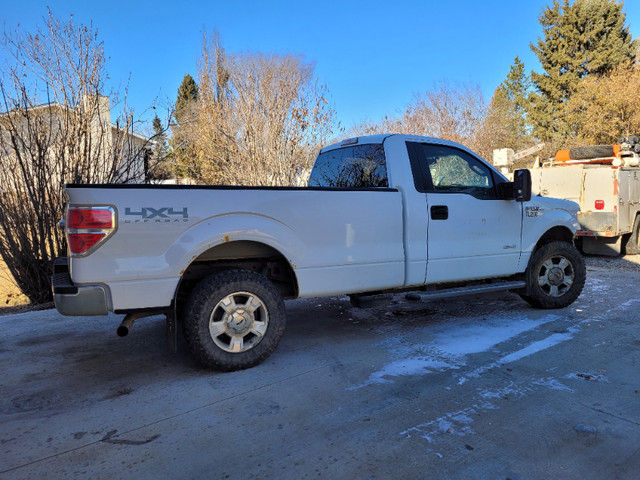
[581,236,622,256]
[166,304,178,353]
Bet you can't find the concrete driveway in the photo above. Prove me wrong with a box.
[1,257,639,479]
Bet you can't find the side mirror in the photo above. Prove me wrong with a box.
[513,169,532,202]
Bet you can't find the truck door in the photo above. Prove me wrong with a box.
[407,142,523,283]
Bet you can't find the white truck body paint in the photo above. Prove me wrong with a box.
[55,134,580,314]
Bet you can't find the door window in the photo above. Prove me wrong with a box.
[409,143,497,200]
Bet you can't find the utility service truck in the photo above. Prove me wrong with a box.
[528,140,640,256]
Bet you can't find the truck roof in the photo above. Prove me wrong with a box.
[320,134,481,156]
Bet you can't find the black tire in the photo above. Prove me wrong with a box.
[520,241,585,309]
[183,269,286,371]
[620,136,640,147]
[625,215,640,255]
[568,145,614,160]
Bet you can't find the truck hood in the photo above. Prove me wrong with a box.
[527,195,581,232]
[523,196,580,235]
[530,195,580,215]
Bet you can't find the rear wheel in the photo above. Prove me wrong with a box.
[520,241,585,309]
[183,269,286,371]
[625,215,640,255]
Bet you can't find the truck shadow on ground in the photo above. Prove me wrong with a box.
[3,314,198,417]
[2,290,542,420]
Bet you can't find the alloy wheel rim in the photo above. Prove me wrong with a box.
[537,256,574,297]
[209,292,269,353]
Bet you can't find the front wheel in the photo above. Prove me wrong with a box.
[520,241,586,309]
[183,269,286,371]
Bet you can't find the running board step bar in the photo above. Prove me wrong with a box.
[411,281,526,301]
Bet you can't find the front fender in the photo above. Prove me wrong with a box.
[522,198,580,253]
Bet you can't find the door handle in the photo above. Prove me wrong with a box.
[431,205,448,220]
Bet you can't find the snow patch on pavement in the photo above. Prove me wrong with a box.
[353,313,562,389]
[477,383,527,400]
[400,406,480,443]
[431,316,559,356]
[499,328,577,364]
[584,277,610,294]
[347,358,452,390]
[532,378,573,392]
[401,378,575,446]
[456,328,579,384]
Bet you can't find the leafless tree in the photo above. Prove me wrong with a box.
[347,83,489,156]
[175,33,337,186]
[0,10,149,303]
[403,84,487,147]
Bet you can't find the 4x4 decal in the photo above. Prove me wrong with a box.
[124,207,189,223]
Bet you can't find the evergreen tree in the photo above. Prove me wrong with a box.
[529,0,636,141]
[478,57,532,160]
[152,115,167,154]
[175,74,199,125]
[147,115,171,181]
[171,74,201,180]
[500,56,531,147]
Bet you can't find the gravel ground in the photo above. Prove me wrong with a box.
[584,253,640,272]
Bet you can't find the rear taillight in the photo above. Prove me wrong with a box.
[66,206,116,256]
[595,200,605,210]
[67,209,113,229]
[68,233,106,253]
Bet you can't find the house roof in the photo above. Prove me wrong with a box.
[1,100,149,144]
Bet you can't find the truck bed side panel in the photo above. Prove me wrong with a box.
[66,187,405,309]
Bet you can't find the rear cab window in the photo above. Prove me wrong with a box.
[308,144,389,188]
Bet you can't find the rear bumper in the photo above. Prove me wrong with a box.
[577,212,618,236]
[51,258,109,316]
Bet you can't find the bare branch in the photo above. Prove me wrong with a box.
[0,12,147,303]
[172,32,337,186]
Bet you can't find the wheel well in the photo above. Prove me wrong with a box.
[175,241,298,310]
[535,226,574,249]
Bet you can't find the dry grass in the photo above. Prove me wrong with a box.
[0,259,29,308]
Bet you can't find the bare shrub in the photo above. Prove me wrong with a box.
[0,11,148,303]
[175,33,337,186]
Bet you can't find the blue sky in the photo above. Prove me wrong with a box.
[2,0,640,132]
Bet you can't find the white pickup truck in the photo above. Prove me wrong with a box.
[52,134,585,371]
